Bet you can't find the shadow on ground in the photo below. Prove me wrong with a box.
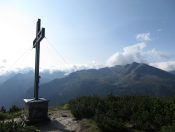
[36,120,72,132]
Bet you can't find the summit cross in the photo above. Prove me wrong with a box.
[33,19,45,100]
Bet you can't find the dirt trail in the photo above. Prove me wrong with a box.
[3,110,82,132]
[38,110,81,132]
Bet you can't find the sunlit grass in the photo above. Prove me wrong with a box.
[49,103,70,112]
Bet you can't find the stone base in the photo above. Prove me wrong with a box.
[24,98,49,124]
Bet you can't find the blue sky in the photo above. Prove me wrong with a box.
[0,0,175,73]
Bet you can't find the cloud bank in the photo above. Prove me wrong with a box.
[107,42,147,66]
[150,61,175,71]
[106,42,169,67]
[106,32,175,71]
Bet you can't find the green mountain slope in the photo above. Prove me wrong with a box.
[31,62,175,105]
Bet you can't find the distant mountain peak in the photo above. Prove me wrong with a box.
[122,62,175,80]
[131,61,140,65]
[124,62,141,73]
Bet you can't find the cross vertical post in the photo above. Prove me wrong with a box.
[33,19,45,100]
[23,19,48,123]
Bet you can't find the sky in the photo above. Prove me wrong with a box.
[0,0,175,74]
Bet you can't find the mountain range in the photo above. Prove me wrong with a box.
[1,62,175,108]
[0,70,65,108]
[37,62,175,106]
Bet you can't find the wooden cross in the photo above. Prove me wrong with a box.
[33,19,45,100]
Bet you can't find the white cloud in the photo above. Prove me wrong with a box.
[106,32,175,71]
[40,61,104,74]
[150,61,175,71]
[0,66,5,69]
[2,59,7,63]
[136,32,151,42]
[0,60,104,75]
[106,34,171,68]
[143,49,170,62]
[107,43,147,66]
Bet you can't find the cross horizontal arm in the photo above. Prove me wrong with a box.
[33,28,45,48]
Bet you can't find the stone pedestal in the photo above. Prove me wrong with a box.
[24,98,49,124]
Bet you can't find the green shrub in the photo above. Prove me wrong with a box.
[0,120,37,132]
[160,125,175,132]
[95,112,128,132]
[69,96,101,119]
[0,112,8,121]
[69,96,175,132]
